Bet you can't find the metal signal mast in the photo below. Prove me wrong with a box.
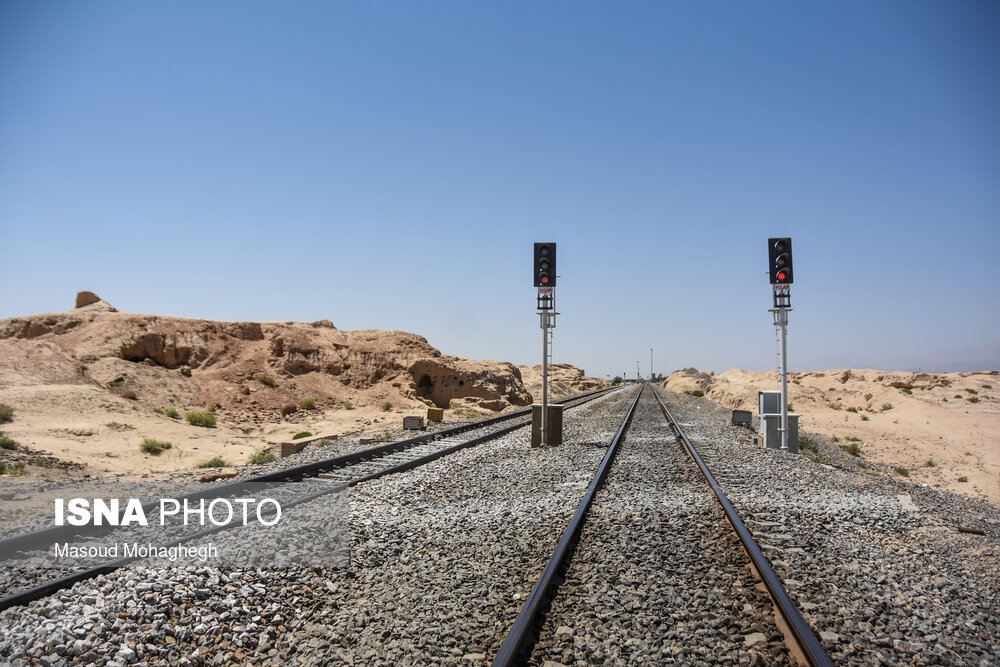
[768,237,793,450]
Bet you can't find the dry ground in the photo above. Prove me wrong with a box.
[665,368,1000,507]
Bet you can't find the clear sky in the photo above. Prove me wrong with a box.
[2,1,998,378]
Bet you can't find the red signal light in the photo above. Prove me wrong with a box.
[777,271,786,281]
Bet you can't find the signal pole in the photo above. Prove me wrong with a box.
[767,237,794,451]
[772,298,790,450]
[534,243,557,446]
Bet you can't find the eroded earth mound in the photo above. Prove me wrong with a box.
[0,293,603,474]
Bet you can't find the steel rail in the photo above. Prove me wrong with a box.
[0,386,616,555]
[0,386,620,612]
[649,387,833,667]
[492,384,644,667]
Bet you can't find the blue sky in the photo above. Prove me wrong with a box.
[2,1,998,378]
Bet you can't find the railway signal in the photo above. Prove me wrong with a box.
[766,236,794,452]
[533,243,557,287]
[768,237,793,284]
[533,242,560,446]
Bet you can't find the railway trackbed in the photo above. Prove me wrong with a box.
[494,384,832,666]
[0,387,616,612]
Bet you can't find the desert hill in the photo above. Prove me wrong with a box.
[0,293,605,475]
[517,363,607,403]
[664,367,1000,506]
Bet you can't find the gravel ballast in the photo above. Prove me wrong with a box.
[0,387,640,665]
[655,386,999,666]
[1,383,997,665]
[528,387,790,666]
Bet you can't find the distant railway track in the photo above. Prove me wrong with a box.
[0,386,618,612]
[493,384,833,667]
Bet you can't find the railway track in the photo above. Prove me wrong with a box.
[0,386,617,612]
[494,384,833,666]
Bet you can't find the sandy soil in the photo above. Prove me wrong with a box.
[665,368,1000,507]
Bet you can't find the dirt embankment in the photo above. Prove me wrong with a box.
[664,367,1000,507]
[0,293,602,476]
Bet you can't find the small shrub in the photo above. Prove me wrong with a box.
[958,476,968,483]
[166,407,180,419]
[344,401,354,410]
[925,459,935,467]
[954,394,963,399]
[881,403,893,411]
[381,401,393,411]
[280,404,298,416]
[901,388,913,395]
[968,397,980,404]
[299,397,316,410]
[184,411,217,428]
[787,403,794,412]
[839,442,863,457]
[292,431,313,440]
[108,377,124,388]
[864,393,873,401]
[259,372,276,387]
[894,467,910,477]
[194,456,227,469]
[831,435,840,443]
[828,402,842,411]
[684,390,705,398]
[860,414,869,421]
[208,405,217,413]
[247,450,277,465]
[982,384,993,389]
[0,404,14,422]
[942,398,949,402]
[0,436,17,450]
[804,450,832,465]
[798,435,820,453]
[846,406,858,413]
[139,437,172,455]
[965,388,978,395]
[123,389,138,400]
[846,435,861,442]
[153,408,166,415]
[0,461,26,476]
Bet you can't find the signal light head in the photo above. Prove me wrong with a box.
[767,237,793,285]
[533,242,557,287]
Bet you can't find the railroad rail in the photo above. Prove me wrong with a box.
[493,384,833,667]
[650,386,833,667]
[0,386,618,612]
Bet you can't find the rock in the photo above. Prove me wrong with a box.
[198,469,238,483]
[75,291,101,308]
[744,632,767,647]
[820,631,841,642]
